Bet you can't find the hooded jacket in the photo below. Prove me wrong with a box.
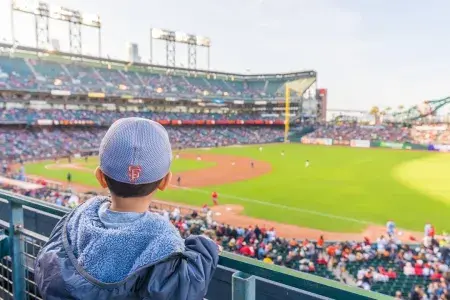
[34,197,219,300]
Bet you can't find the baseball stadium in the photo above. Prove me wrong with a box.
[0,2,450,300]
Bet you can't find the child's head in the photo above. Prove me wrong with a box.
[95,117,172,211]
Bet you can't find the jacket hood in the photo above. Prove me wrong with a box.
[65,197,185,283]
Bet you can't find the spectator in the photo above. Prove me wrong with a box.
[403,262,415,276]
[410,285,425,300]
[34,118,220,299]
[0,125,285,162]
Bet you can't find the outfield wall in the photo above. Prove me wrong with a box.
[301,137,450,153]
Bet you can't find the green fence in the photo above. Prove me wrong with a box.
[0,190,391,300]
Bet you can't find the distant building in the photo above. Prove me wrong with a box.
[51,39,60,51]
[127,43,140,62]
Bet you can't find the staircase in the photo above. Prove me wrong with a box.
[181,76,194,90]
[263,80,269,94]
[223,80,237,93]
[130,72,145,86]
[118,70,133,86]
[332,266,357,286]
[24,59,40,78]
[60,64,75,81]
[202,77,212,87]
[92,67,107,84]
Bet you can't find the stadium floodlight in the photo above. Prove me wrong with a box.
[151,28,167,39]
[150,27,211,70]
[11,0,102,56]
[175,32,189,43]
[196,36,210,47]
[150,28,176,67]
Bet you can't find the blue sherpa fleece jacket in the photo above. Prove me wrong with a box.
[65,197,185,283]
[34,196,220,300]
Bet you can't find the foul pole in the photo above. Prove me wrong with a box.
[284,84,290,143]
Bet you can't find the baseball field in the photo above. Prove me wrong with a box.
[24,144,450,237]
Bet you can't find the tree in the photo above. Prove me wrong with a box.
[370,106,380,117]
[370,106,381,125]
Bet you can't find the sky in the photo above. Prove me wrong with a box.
[0,0,449,111]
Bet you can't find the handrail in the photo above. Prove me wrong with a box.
[0,189,391,299]
[0,190,69,217]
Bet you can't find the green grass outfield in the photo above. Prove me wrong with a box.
[25,144,450,233]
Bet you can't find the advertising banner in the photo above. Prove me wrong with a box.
[36,119,53,126]
[350,140,370,148]
[379,141,404,149]
[88,92,105,98]
[51,90,71,96]
[301,137,333,146]
[409,143,428,151]
[152,119,284,126]
[333,139,350,146]
[430,144,450,152]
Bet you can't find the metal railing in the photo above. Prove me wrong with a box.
[0,190,391,300]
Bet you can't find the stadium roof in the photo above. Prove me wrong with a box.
[0,42,316,80]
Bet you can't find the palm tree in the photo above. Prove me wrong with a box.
[370,106,380,125]
[370,106,380,117]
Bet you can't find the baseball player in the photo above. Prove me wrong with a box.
[211,191,219,206]
[177,176,181,186]
[386,220,395,237]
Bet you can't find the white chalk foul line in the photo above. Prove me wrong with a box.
[170,184,370,225]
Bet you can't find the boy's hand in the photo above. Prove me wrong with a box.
[217,245,223,254]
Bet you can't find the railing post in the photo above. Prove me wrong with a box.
[9,202,25,300]
[232,271,255,300]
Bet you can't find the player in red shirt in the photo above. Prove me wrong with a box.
[211,191,218,205]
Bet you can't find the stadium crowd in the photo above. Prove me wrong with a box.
[0,56,292,98]
[306,124,412,143]
[410,124,450,146]
[4,120,450,162]
[0,108,281,125]
[1,174,450,299]
[0,126,284,161]
[305,123,450,146]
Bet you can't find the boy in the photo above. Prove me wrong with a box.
[35,118,220,300]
